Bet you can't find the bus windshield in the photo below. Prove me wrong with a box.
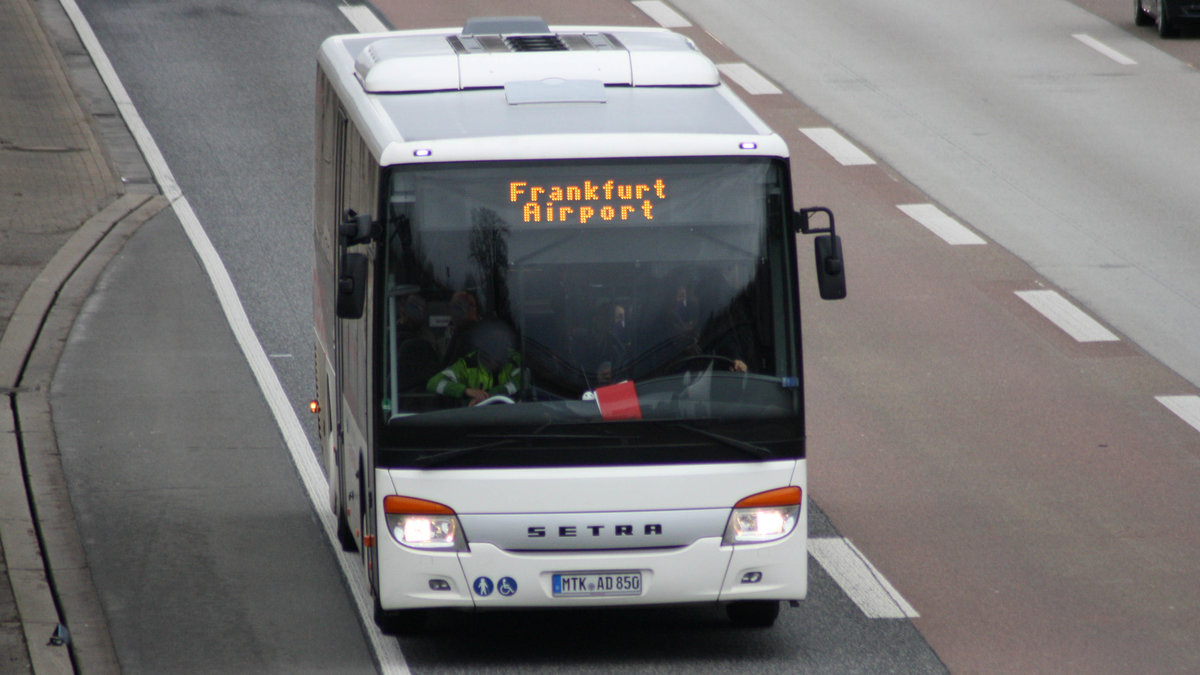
[380,158,799,457]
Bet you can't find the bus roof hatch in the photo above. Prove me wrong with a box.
[353,18,719,94]
[461,16,551,36]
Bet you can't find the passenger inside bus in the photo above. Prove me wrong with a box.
[439,290,480,366]
[611,304,631,360]
[571,301,632,389]
[394,293,439,393]
[693,270,752,374]
[654,272,749,375]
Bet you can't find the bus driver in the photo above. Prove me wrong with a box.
[427,320,523,406]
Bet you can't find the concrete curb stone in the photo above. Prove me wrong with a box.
[1,0,163,672]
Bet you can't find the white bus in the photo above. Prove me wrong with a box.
[312,16,846,633]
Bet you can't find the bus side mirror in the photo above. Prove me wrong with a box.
[336,252,368,319]
[795,206,847,301]
[814,234,846,300]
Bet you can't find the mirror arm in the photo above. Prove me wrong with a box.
[795,206,836,236]
[339,208,379,247]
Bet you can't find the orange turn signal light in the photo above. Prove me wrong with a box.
[734,486,803,509]
[383,495,456,515]
[309,399,320,414]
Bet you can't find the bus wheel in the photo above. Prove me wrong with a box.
[336,508,357,552]
[374,599,428,635]
[726,600,780,628]
[334,461,358,552]
[1157,0,1178,36]
[1136,0,1154,26]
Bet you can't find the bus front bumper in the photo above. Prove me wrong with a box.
[375,532,807,612]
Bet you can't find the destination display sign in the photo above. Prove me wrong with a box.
[509,178,667,224]
[402,159,773,233]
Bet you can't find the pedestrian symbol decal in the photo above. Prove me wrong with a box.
[473,576,494,597]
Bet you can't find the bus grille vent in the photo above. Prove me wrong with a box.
[506,35,568,52]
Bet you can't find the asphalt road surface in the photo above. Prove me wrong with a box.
[49,0,1200,672]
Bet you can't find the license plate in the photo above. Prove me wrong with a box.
[552,571,643,597]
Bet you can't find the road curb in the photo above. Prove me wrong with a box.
[1,193,167,674]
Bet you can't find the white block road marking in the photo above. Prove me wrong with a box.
[1015,290,1120,342]
[633,1,692,28]
[810,538,919,619]
[1157,395,1200,434]
[341,5,389,34]
[800,127,876,166]
[897,204,986,246]
[1073,34,1137,66]
[717,63,782,95]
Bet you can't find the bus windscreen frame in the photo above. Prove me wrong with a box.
[376,157,803,465]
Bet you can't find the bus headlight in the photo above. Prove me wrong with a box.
[383,495,468,551]
[722,487,802,545]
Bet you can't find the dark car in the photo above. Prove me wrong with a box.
[1136,0,1199,37]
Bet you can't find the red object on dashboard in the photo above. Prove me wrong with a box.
[595,381,642,421]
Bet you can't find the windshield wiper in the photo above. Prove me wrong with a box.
[485,433,613,440]
[413,438,517,467]
[675,423,773,459]
[411,431,615,467]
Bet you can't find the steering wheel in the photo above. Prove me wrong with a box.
[475,395,516,406]
[662,354,744,374]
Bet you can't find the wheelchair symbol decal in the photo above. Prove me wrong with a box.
[498,577,518,596]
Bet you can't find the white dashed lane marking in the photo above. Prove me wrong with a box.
[633,0,693,28]
[1015,290,1120,343]
[898,204,987,246]
[340,4,388,33]
[800,127,876,166]
[1157,396,1200,434]
[717,63,783,95]
[1073,33,1137,66]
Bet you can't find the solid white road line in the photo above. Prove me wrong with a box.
[717,63,783,95]
[633,0,692,28]
[1073,34,1137,66]
[897,204,987,246]
[60,0,408,671]
[809,538,919,619]
[799,127,876,166]
[1015,290,1120,342]
[340,4,389,34]
[1156,395,1200,435]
